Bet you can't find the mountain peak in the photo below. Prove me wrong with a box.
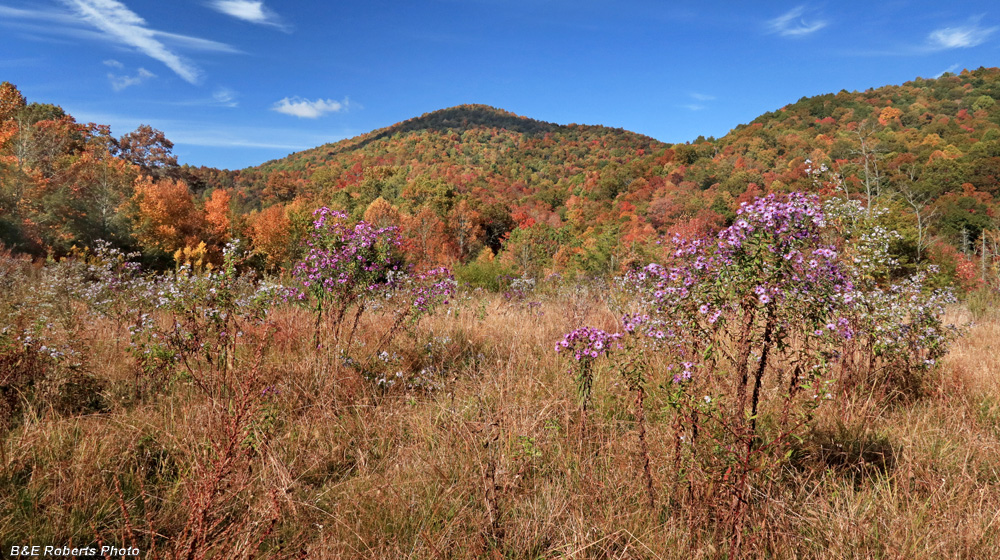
[395,104,559,135]
[315,104,561,158]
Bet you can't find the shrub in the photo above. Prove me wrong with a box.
[454,259,515,292]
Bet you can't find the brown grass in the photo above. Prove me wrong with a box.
[1,289,999,558]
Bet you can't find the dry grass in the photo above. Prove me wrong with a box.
[1,289,999,558]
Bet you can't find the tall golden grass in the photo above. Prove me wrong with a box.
[1,286,998,558]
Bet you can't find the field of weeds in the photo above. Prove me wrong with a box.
[2,198,999,559]
[1,275,997,558]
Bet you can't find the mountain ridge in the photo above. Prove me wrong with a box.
[255,103,666,171]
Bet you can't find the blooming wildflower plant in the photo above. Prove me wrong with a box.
[555,327,623,361]
[285,208,457,387]
[565,192,958,521]
[287,208,404,314]
[613,193,855,393]
[555,326,623,411]
[554,187,961,538]
[406,267,457,319]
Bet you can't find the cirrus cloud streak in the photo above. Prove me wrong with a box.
[60,0,200,83]
[766,5,827,37]
[927,20,997,50]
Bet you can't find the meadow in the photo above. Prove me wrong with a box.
[1,195,998,560]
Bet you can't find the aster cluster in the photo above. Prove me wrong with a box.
[572,193,867,388]
[821,198,959,376]
[552,190,964,520]
[715,193,852,311]
[70,240,279,380]
[284,210,457,365]
[718,192,827,251]
[1,238,284,398]
[623,195,850,357]
[288,207,404,306]
[287,209,457,332]
[408,267,457,315]
[504,276,537,302]
[555,326,623,361]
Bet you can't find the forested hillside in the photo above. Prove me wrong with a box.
[3,67,1000,285]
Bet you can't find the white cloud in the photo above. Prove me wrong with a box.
[272,97,349,118]
[838,16,997,57]
[166,87,240,108]
[767,6,827,37]
[927,21,997,50]
[59,0,201,83]
[690,92,715,101]
[213,87,238,107]
[934,64,962,78]
[108,67,155,91]
[1,5,240,56]
[103,58,123,68]
[681,104,705,112]
[152,30,243,54]
[0,5,108,42]
[208,1,287,29]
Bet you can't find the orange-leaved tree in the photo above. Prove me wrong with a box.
[131,175,205,255]
[403,206,453,268]
[204,188,233,243]
[0,82,26,123]
[117,125,178,179]
[247,204,292,271]
[362,196,401,229]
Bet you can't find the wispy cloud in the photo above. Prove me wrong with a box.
[844,16,998,56]
[766,6,828,37]
[60,0,200,83]
[679,92,715,111]
[212,87,238,107]
[272,97,350,118]
[927,19,997,50]
[934,64,962,78]
[167,87,240,108]
[108,67,155,91]
[152,30,243,54]
[208,1,288,30]
[2,3,240,82]
[1,5,240,55]
[0,5,108,42]
[103,58,123,68]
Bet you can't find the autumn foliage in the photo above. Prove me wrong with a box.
[2,69,1000,287]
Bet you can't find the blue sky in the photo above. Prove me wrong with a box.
[2,1,998,170]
